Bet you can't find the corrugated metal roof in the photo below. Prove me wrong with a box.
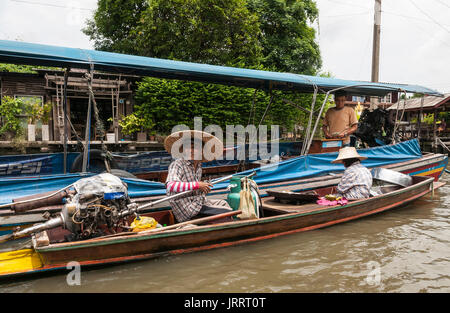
[387,94,450,111]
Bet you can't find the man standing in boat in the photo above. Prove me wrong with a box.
[322,90,358,147]
[164,130,232,223]
[332,147,372,200]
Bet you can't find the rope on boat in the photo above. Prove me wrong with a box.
[84,63,114,169]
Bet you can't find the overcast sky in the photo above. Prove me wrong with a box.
[0,0,449,94]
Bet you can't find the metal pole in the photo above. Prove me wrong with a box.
[301,86,318,155]
[63,69,69,174]
[82,68,93,173]
[304,91,331,155]
[136,173,248,212]
[258,92,274,127]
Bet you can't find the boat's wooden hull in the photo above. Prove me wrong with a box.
[0,175,437,278]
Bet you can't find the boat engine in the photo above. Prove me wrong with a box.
[61,173,134,240]
[1,173,140,243]
[354,108,398,147]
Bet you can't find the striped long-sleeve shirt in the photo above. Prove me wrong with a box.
[336,161,372,200]
[165,158,205,222]
[166,181,199,193]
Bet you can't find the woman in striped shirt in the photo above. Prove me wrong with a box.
[164,130,232,223]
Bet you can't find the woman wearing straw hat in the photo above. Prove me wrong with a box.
[164,130,232,223]
[332,147,372,200]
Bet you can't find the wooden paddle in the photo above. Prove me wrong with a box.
[138,209,242,235]
[96,210,242,240]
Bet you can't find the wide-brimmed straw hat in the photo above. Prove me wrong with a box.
[331,147,367,164]
[164,130,223,162]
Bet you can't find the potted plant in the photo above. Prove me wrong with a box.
[26,101,45,142]
[118,113,150,142]
[0,96,24,141]
[41,102,52,142]
[106,117,116,142]
[148,130,157,142]
[143,120,156,142]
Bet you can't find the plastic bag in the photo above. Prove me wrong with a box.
[317,194,348,206]
[130,216,158,232]
[237,178,257,220]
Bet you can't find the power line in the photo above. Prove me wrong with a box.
[409,0,450,35]
[321,0,370,10]
[383,11,450,29]
[388,10,450,48]
[321,11,370,19]
[8,0,94,11]
[433,0,450,10]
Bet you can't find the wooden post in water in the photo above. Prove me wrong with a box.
[433,108,437,153]
[417,96,424,140]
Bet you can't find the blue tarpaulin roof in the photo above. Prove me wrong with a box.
[0,40,443,97]
[0,139,425,205]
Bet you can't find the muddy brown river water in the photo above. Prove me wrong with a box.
[1,172,449,293]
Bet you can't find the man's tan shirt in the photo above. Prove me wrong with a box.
[323,106,358,144]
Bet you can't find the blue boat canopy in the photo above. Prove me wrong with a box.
[0,139,427,205]
[0,39,443,97]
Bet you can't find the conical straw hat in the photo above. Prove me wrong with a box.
[164,130,223,162]
[331,147,367,164]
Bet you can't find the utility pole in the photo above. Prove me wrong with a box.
[370,0,381,111]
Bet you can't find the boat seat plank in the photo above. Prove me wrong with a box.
[433,182,446,190]
[262,197,325,214]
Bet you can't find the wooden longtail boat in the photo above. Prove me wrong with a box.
[0,40,447,279]
[0,174,443,279]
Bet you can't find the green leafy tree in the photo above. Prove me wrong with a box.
[247,0,321,74]
[134,78,264,133]
[84,0,263,67]
[84,0,324,133]
[83,0,149,54]
[133,77,328,136]
[84,0,321,72]
[134,0,263,67]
